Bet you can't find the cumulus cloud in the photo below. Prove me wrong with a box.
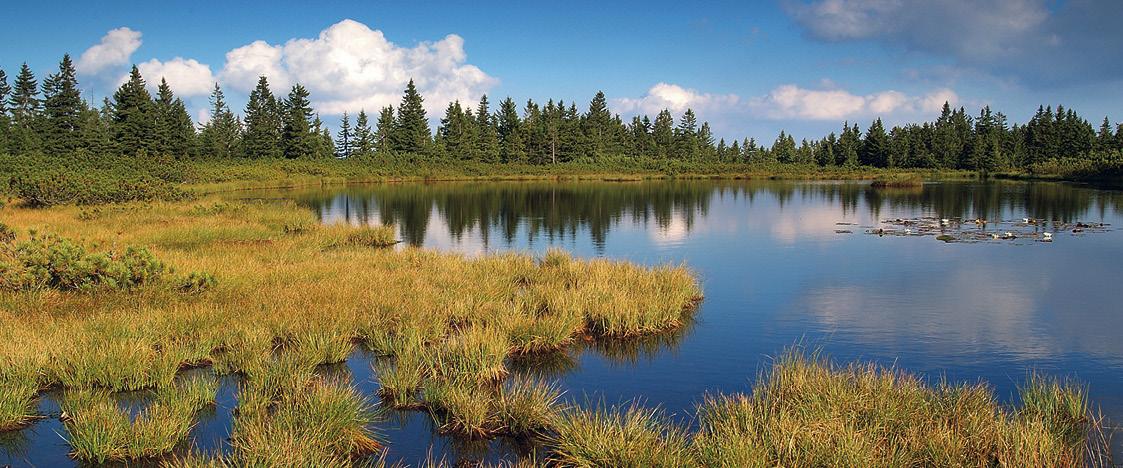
[751,83,957,120]
[784,0,1123,86]
[218,19,499,115]
[76,27,142,76]
[611,83,740,117]
[614,81,956,129]
[137,57,216,97]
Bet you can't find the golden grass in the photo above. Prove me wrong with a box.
[0,197,701,456]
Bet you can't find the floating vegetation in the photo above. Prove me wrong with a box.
[859,216,1111,243]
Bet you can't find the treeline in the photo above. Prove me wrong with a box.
[2,54,1123,203]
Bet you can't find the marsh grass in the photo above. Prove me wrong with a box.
[229,377,383,464]
[322,223,399,248]
[61,374,217,463]
[549,399,693,468]
[689,348,1113,468]
[0,377,38,431]
[493,376,563,437]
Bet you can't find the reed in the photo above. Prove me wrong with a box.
[230,378,383,464]
[689,348,1112,468]
[549,399,693,468]
[0,377,37,431]
[493,376,564,437]
[61,374,217,462]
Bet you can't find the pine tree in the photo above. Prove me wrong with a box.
[374,105,394,154]
[353,109,373,157]
[281,84,314,159]
[860,118,889,167]
[582,91,612,160]
[110,65,154,155]
[336,112,352,158]
[391,79,430,154]
[652,110,674,159]
[167,97,195,158]
[312,114,334,158]
[151,79,195,158]
[496,97,524,163]
[8,63,41,153]
[698,122,716,160]
[199,82,241,159]
[674,109,699,160]
[242,76,281,159]
[475,95,498,163]
[41,54,84,155]
[0,69,9,150]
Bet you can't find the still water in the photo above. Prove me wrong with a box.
[295,179,1123,463]
[3,179,1121,465]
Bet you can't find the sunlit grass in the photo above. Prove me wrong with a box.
[61,374,217,462]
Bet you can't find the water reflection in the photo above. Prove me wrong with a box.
[275,180,1123,254]
[235,178,1123,460]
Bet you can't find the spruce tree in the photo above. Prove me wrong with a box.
[353,109,373,156]
[110,65,154,155]
[151,79,195,158]
[582,91,612,160]
[199,83,241,159]
[42,54,84,155]
[496,97,524,163]
[8,63,41,153]
[475,95,498,162]
[391,79,430,154]
[375,105,395,154]
[153,78,176,155]
[336,112,352,158]
[674,109,699,160]
[0,69,9,150]
[242,76,281,159]
[281,84,314,159]
[860,118,889,168]
[652,110,674,159]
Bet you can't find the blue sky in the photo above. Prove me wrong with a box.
[2,0,1120,143]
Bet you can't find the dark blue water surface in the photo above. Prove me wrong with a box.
[5,179,1122,466]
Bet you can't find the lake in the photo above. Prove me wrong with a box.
[4,179,1121,465]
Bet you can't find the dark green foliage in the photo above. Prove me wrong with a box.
[0,232,170,292]
[281,84,315,159]
[352,109,373,157]
[2,151,194,206]
[110,66,154,155]
[7,63,41,154]
[374,105,394,154]
[179,270,217,293]
[242,76,282,159]
[336,112,352,158]
[860,118,889,168]
[152,78,196,158]
[475,94,499,162]
[41,54,84,156]
[199,83,241,159]
[391,79,430,154]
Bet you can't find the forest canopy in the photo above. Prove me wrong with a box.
[2,55,1122,205]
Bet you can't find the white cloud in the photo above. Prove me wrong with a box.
[218,19,498,116]
[611,82,740,117]
[610,81,960,141]
[751,84,957,121]
[76,27,142,76]
[137,57,216,97]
